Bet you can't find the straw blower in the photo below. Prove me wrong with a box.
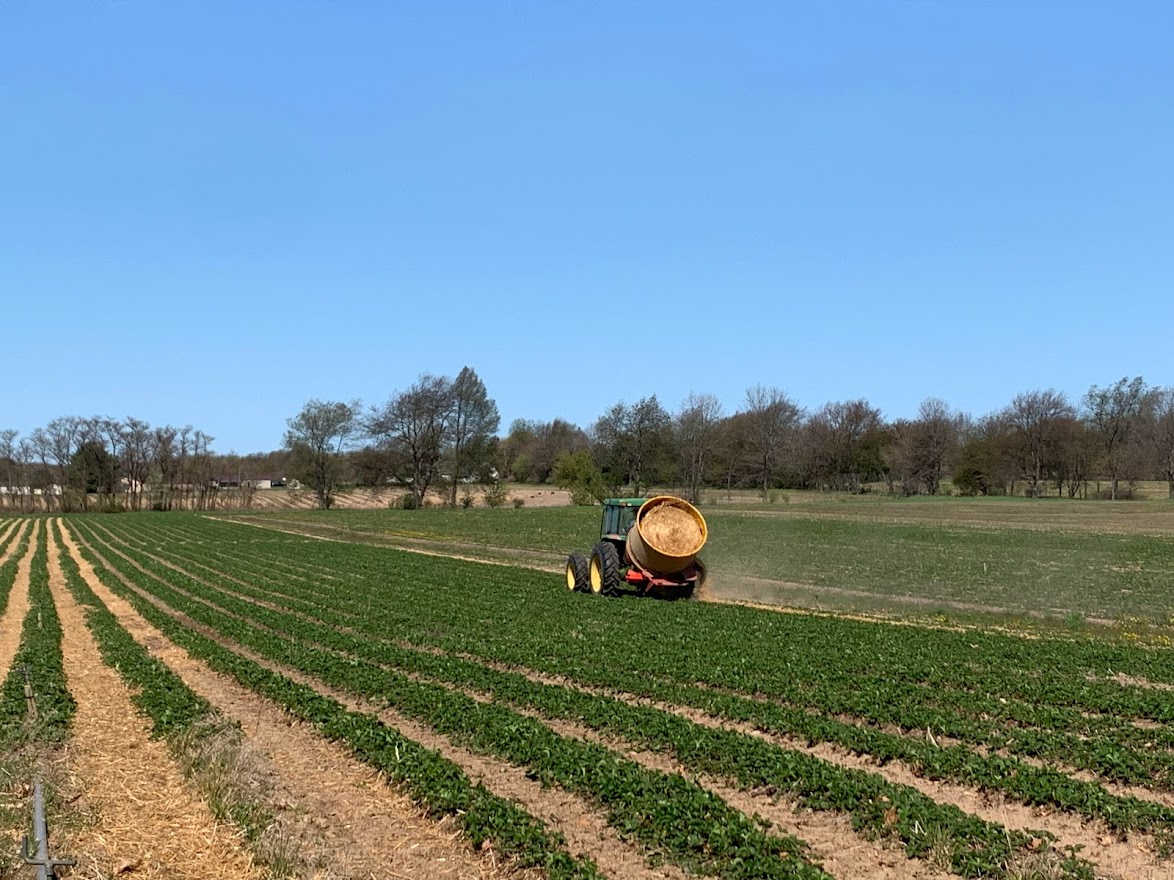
[565,495,707,599]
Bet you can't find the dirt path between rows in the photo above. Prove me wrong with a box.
[57,523,521,880]
[0,520,37,683]
[70,525,698,880]
[47,522,263,880]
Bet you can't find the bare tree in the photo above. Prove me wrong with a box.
[446,366,500,507]
[122,417,153,510]
[149,425,178,510]
[1082,376,1147,500]
[1141,387,1174,498]
[15,439,35,512]
[1051,415,1096,499]
[886,398,961,495]
[591,396,673,495]
[1004,389,1074,498]
[675,392,723,504]
[368,374,453,507]
[806,399,886,492]
[742,386,802,498]
[0,429,17,508]
[31,416,85,511]
[284,399,360,510]
[190,429,217,510]
[95,417,126,510]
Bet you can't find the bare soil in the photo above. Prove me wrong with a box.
[59,523,522,880]
[246,487,574,512]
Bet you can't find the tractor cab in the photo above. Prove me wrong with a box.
[599,498,645,550]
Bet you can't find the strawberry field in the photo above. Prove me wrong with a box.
[1,511,1172,878]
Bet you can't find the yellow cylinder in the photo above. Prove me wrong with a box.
[627,495,708,574]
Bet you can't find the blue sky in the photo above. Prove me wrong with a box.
[2,3,1171,453]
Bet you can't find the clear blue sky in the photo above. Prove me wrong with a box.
[3,3,1171,453]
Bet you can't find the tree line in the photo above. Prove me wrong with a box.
[286,372,1174,507]
[5,373,1174,511]
[0,417,219,512]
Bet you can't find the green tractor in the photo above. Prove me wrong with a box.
[565,496,707,599]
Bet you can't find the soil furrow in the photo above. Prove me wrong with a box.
[46,522,263,880]
[64,523,675,880]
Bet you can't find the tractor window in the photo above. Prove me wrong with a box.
[618,506,637,534]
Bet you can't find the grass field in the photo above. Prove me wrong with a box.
[233,494,1174,630]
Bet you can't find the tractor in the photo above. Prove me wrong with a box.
[564,496,707,599]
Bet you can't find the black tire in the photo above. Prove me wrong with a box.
[589,542,622,597]
[565,553,589,593]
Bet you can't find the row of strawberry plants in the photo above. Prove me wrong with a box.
[52,525,650,880]
[0,520,31,620]
[106,518,1174,797]
[134,515,1174,725]
[143,519,1174,765]
[108,524,1174,840]
[0,524,74,745]
[52,520,214,736]
[0,518,25,559]
[74,520,1105,880]
[70,522,839,880]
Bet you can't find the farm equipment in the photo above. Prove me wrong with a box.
[565,495,707,599]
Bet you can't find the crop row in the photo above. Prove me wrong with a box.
[127,515,1174,718]
[124,516,1174,772]
[91,519,1174,839]
[69,521,846,880]
[92,517,1174,806]
[54,523,617,880]
[0,523,74,745]
[72,518,1103,880]
[0,520,31,621]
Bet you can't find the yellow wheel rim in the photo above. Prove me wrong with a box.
[565,562,577,591]
[589,556,603,593]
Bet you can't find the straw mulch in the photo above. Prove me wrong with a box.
[640,503,704,555]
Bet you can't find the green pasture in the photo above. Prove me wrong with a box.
[236,495,1174,628]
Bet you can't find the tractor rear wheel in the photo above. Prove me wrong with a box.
[589,542,622,597]
[565,553,589,592]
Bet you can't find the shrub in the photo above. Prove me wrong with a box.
[482,482,509,508]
